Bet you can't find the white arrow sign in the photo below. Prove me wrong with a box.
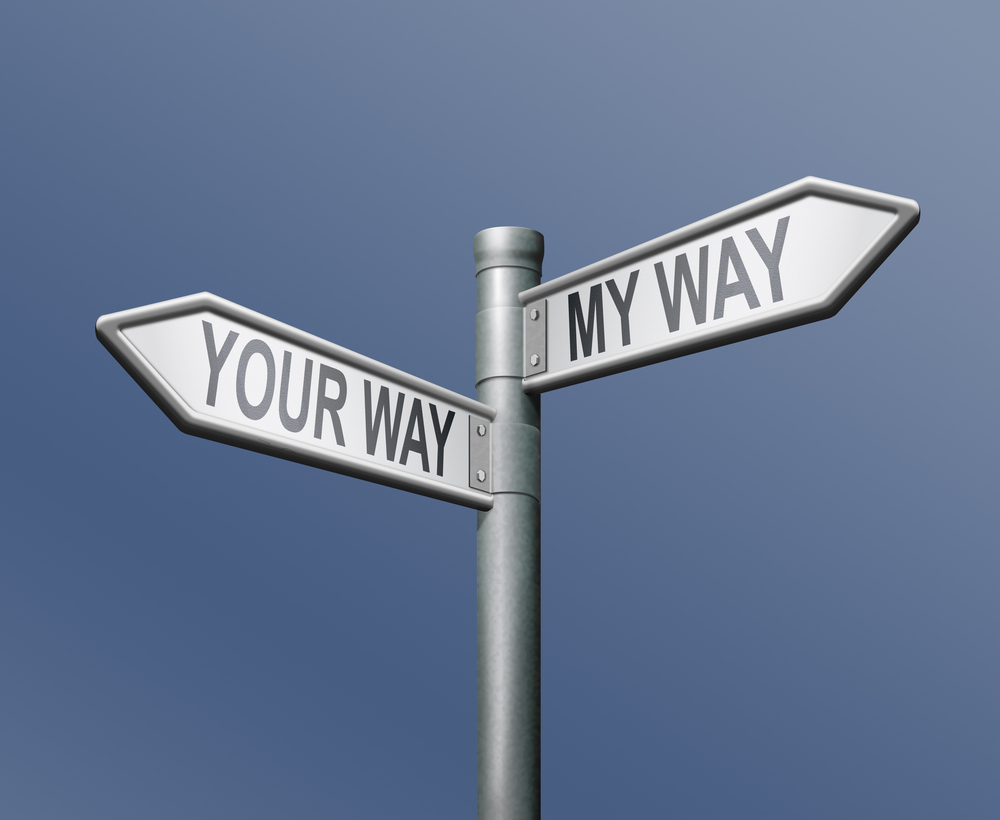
[97,294,495,509]
[520,177,919,393]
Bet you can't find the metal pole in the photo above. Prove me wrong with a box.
[474,227,543,820]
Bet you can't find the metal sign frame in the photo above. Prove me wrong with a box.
[97,292,496,510]
[520,177,920,393]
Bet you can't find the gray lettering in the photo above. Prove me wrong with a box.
[746,215,789,303]
[236,339,275,420]
[568,284,605,361]
[429,404,455,477]
[365,381,405,461]
[713,237,760,320]
[655,245,709,332]
[202,321,238,407]
[400,398,430,473]
[606,270,640,346]
[279,351,313,433]
[313,365,347,445]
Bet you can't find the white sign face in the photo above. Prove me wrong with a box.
[520,177,919,393]
[97,294,495,509]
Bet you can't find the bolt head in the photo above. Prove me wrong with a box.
[476,469,486,483]
[530,354,540,367]
[477,424,486,437]
[529,308,539,320]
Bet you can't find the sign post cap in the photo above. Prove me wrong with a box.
[473,227,544,275]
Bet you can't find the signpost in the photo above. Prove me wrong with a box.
[97,176,918,820]
[521,177,920,392]
[96,292,495,510]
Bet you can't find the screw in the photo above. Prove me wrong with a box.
[476,469,486,483]
[530,354,540,366]
[529,308,539,320]
[477,424,486,436]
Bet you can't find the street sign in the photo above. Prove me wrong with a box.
[520,177,919,393]
[97,293,495,509]
[96,196,921,820]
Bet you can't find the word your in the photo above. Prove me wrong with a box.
[201,322,456,476]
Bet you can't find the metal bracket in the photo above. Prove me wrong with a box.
[469,416,492,493]
[523,299,547,377]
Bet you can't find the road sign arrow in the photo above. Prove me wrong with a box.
[97,293,495,509]
[520,177,919,393]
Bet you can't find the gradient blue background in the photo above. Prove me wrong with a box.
[2,2,996,817]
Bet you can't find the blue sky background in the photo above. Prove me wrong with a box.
[1,2,996,818]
